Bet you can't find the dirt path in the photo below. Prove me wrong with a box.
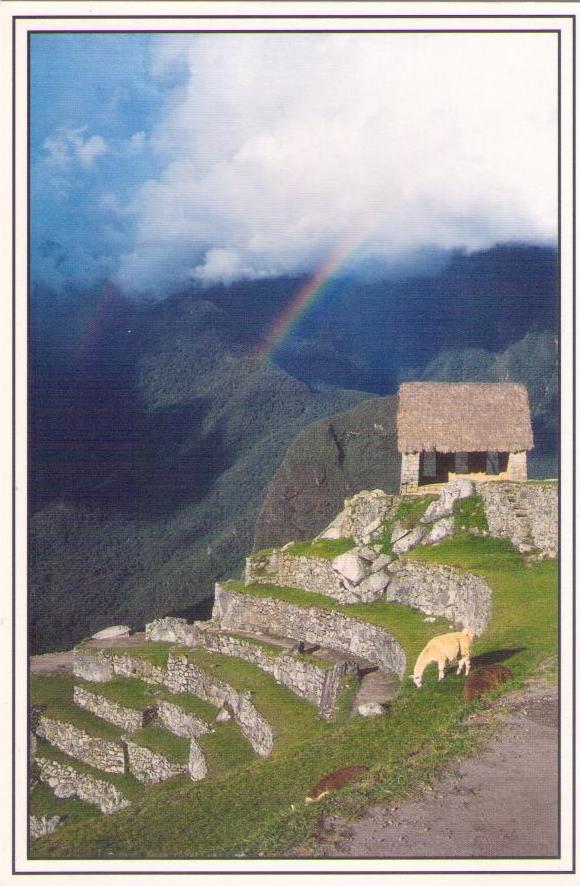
[30,632,148,674]
[319,680,559,858]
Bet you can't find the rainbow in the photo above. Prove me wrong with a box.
[256,233,366,362]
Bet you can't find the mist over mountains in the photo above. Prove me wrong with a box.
[29,244,559,653]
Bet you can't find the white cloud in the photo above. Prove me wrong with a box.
[116,33,557,293]
[125,131,146,154]
[43,126,109,169]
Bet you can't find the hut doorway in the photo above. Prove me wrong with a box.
[418,450,510,486]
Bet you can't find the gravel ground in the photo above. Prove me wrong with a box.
[315,679,559,859]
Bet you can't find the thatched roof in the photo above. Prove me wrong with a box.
[397,382,534,454]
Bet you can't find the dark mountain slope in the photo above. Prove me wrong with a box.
[29,293,366,653]
[253,396,400,550]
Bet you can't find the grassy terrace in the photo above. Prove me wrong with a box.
[34,737,144,802]
[33,533,557,860]
[173,646,328,752]
[197,721,255,777]
[31,674,126,743]
[223,579,450,667]
[129,725,191,765]
[100,642,174,668]
[281,538,355,559]
[75,677,158,712]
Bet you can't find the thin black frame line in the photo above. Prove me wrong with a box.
[9,11,580,17]
[11,11,17,879]
[17,18,573,878]
[21,28,565,35]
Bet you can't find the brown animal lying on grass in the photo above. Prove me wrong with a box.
[304,765,369,804]
[463,664,512,700]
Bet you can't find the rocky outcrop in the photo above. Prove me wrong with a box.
[35,716,125,774]
[213,584,407,677]
[73,686,155,733]
[318,489,398,545]
[253,397,401,551]
[386,561,492,635]
[34,755,130,813]
[477,482,557,557]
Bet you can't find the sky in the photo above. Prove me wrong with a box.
[30,31,558,298]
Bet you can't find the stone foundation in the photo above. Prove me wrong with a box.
[212,584,407,677]
[35,716,126,774]
[477,481,557,558]
[34,755,130,814]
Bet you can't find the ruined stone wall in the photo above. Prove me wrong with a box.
[73,686,153,733]
[156,699,211,739]
[74,645,274,758]
[165,654,274,757]
[34,755,130,814]
[123,740,186,784]
[387,561,492,635]
[144,618,351,719]
[246,552,359,603]
[212,585,407,677]
[72,647,115,682]
[35,716,126,774]
[477,481,557,558]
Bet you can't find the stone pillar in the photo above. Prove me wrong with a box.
[507,450,527,481]
[400,452,420,493]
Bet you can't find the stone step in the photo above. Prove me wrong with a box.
[353,668,399,714]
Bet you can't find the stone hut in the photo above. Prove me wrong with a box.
[397,382,534,493]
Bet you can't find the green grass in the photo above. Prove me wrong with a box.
[197,721,256,777]
[30,781,99,826]
[31,674,126,743]
[75,677,158,712]
[282,537,355,560]
[453,494,489,534]
[104,643,174,668]
[393,494,439,528]
[173,646,327,752]
[32,534,558,861]
[130,726,191,765]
